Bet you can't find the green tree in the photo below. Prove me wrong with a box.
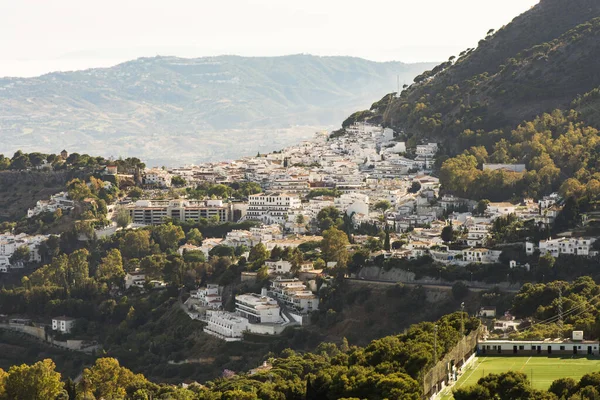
[441,224,454,243]
[408,181,421,194]
[374,200,392,219]
[248,242,269,263]
[119,230,151,259]
[316,206,343,232]
[4,359,64,400]
[321,227,350,273]
[96,249,125,286]
[80,358,148,400]
[9,245,30,265]
[171,176,186,186]
[140,254,167,280]
[129,187,144,200]
[186,228,203,245]
[152,223,185,252]
[67,178,93,201]
[476,199,490,216]
[67,249,90,287]
[116,208,132,229]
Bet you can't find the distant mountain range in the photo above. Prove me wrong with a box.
[0,55,436,165]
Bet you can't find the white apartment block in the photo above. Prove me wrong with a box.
[27,192,75,218]
[530,237,597,257]
[127,199,229,225]
[52,316,76,334]
[144,169,173,188]
[235,293,283,324]
[203,311,248,341]
[245,193,301,225]
[269,278,319,314]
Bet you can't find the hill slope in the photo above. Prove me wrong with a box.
[355,0,600,147]
[347,0,600,202]
[0,55,435,165]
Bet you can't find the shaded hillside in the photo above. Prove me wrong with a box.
[0,55,435,165]
[351,0,600,151]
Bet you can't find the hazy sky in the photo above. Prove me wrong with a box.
[1,0,539,77]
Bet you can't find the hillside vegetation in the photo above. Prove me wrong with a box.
[0,55,435,165]
[348,0,600,202]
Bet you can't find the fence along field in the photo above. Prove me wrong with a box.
[440,355,600,399]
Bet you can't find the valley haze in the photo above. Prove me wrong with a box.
[0,54,436,166]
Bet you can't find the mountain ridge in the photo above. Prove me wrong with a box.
[0,54,436,165]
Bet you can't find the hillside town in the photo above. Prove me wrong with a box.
[0,122,593,348]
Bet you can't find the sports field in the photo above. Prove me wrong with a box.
[440,356,600,399]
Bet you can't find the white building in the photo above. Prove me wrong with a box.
[0,233,47,263]
[265,260,293,275]
[127,199,229,225]
[269,278,319,314]
[235,293,283,324]
[203,311,248,341]
[245,193,301,225]
[461,248,502,264]
[27,192,75,218]
[144,169,173,188]
[52,316,76,334]
[334,193,369,216]
[416,143,438,157]
[466,221,492,247]
[125,270,146,289]
[191,284,222,309]
[531,237,597,257]
[487,202,517,216]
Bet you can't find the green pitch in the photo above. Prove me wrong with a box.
[440,356,600,399]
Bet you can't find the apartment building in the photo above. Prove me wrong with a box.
[269,278,319,314]
[530,237,597,257]
[235,293,283,324]
[127,199,229,225]
[203,311,248,341]
[245,193,301,224]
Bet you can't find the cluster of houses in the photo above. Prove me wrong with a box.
[126,122,600,271]
[0,232,48,272]
[27,191,74,218]
[200,281,319,341]
[184,276,319,342]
